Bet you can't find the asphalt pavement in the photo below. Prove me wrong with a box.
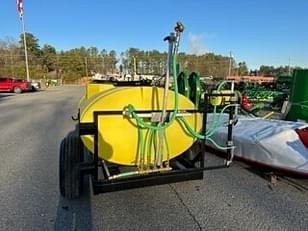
[0,86,307,231]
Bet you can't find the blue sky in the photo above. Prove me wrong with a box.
[0,0,307,69]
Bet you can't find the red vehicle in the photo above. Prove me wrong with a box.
[0,77,32,93]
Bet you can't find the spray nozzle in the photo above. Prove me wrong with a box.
[174,21,184,34]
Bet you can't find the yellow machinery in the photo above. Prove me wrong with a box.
[210,90,232,106]
[59,22,237,199]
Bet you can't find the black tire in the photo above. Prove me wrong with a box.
[13,87,22,94]
[185,141,203,167]
[59,132,83,199]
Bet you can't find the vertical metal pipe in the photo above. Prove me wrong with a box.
[201,92,208,168]
[94,113,99,180]
[156,33,175,167]
[231,80,238,116]
[226,105,234,166]
[161,33,175,122]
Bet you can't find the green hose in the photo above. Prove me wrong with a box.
[217,80,227,91]
[127,53,179,130]
[207,137,233,150]
[137,125,144,167]
[178,104,237,139]
[128,52,233,166]
[128,53,179,167]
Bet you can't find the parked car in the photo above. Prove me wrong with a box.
[0,77,32,93]
[30,80,41,91]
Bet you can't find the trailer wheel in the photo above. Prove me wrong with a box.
[185,141,202,167]
[59,132,83,199]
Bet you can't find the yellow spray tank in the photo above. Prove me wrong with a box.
[79,82,202,166]
[59,22,238,200]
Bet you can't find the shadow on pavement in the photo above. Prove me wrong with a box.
[54,127,93,230]
[0,93,14,101]
[54,177,92,230]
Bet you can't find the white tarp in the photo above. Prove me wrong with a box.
[207,114,308,175]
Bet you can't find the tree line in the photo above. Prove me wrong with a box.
[0,33,299,81]
[0,33,117,80]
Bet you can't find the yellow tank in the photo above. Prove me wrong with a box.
[210,90,232,106]
[79,82,202,166]
[84,82,115,99]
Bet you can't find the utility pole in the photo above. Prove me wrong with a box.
[102,56,105,74]
[288,57,291,75]
[10,51,14,76]
[21,12,30,82]
[228,51,232,79]
[84,57,88,77]
[132,56,137,80]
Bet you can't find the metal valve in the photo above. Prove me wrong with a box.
[175,21,184,33]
